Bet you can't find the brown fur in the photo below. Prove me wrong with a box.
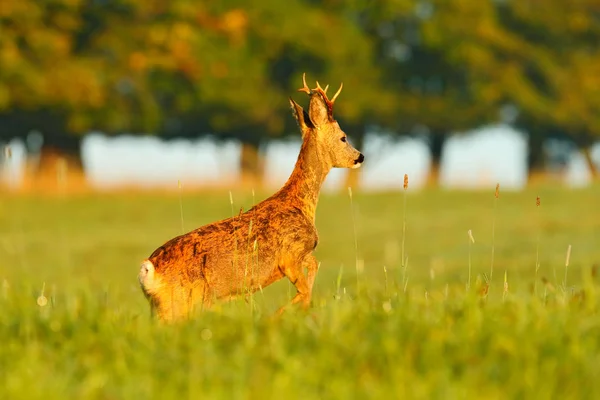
[138,74,364,321]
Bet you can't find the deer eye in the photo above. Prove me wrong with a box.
[341,136,347,142]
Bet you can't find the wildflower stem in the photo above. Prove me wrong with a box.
[348,187,360,294]
[564,244,572,289]
[401,174,408,290]
[491,183,499,284]
[467,230,475,291]
[534,196,541,296]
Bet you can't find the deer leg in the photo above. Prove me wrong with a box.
[305,254,319,294]
[276,261,311,315]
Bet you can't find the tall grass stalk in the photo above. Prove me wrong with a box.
[401,174,409,291]
[534,196,541,295]
[467,229,475,291]
[348,187,360,294]
[3,145,13,190]
[36,282,48,307]
[335,264,344,300]
[490,183,500,283]
[229,190,239,304]
[57,158,71,269]
[503,270,508,302]
[3,146,27,270]
[243,221,254,304]
[178,180,185,234]
[383,266,388,296]
[564,244,572,289]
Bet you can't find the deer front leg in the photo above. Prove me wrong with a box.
[276,256,315,315]
[305,254,319,294]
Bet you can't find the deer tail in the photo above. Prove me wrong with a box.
[139,259,158,294]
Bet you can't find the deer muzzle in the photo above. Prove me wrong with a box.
[352,153,365,169]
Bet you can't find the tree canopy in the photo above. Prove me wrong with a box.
[1,0,598,180]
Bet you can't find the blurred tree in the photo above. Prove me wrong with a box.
[503,0,600,178]
[96,0,396,184]
[418,0,600,180]
[154,0,399,185]
[335,0,498,186]
[0,0,92,173]
[234,1,397,185]
[2,0,598,187]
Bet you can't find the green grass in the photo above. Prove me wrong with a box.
[1,185,599,399]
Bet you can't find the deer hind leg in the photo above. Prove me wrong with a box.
[150,286,188,322]
[276,255,315,315]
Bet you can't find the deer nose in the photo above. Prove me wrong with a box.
[355,153,364,164]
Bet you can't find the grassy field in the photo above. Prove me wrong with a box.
[1,185,599,399]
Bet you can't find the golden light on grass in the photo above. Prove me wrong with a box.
[382,300,392,314]
[2,279,9,299]
[37,282,48,307]
[200,328,213,341]
[403,174,408,190]
[495,183,500,199]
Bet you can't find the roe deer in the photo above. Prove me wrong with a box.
[138,73,364,321]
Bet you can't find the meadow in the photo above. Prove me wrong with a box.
[0,184,599,399]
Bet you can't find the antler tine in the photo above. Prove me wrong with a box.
[316,81,330,96]
[298,72,311,95]
[330,82,343,103]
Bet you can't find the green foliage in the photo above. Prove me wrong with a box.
[1,0,600,168]
[0,187,599,398]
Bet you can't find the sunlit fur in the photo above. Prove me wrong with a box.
[138,75,364,321]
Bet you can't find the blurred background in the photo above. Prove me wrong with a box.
[1,0,599,193]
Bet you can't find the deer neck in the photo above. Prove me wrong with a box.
[280,137,330,222]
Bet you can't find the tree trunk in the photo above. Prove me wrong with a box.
[344,124,366,190]
[239,140,264,187]
[582,146,598,180]
[527,128,546,183]
[37,136,83,171]
[427,132,446,187]
[35,134,85,192]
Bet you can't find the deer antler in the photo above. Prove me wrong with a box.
[298,73,343,120]
[298,73,311,95]
[316,81,330,94]
[330,82,343,103]
[315,80,342,104]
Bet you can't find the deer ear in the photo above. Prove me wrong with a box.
[308,93,330,126]
[289,98,313,133]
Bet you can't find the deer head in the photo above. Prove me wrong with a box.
[289,73,364,169]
